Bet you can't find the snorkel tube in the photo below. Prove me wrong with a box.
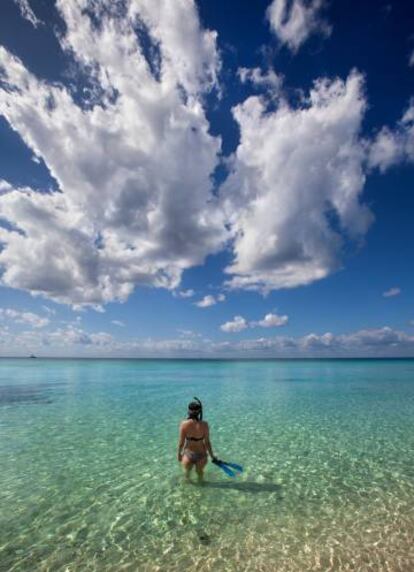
[193,397,203,420]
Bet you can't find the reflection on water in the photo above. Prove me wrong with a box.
[1,358,414,571]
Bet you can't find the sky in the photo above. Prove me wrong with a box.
[0,0,414,358]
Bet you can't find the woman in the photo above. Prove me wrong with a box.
[177,397,215,481]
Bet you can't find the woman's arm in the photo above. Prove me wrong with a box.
[204,423,215,459]
[177,422,186,462]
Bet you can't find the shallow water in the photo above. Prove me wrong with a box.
[1,358,414,571]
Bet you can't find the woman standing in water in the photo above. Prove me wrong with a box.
[177,398,215,481]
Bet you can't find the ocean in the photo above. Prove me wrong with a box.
[1,358,414,571]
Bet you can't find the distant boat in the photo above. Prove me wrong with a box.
[29,354,37,359]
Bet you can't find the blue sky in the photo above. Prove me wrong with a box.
[0,0,413,357]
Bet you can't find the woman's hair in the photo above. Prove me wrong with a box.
[187,396,203,421]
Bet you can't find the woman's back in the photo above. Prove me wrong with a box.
[181,419,208,451]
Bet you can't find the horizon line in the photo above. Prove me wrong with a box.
[1,356,414,361]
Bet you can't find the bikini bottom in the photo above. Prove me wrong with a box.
[183,449,207,464]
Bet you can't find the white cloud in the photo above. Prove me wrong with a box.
[369,99,414,171]
[221,326,414,355]
[0,3,405,308]
[409,49,414,67]
[253,312,288,327]
[221,311,288,332]
[46,326,114,347]
[195,293,226,307]
[383,287,401,298]
[0,0,225,308]
[301,327,414,353]
[266,0,331,53]
[174,289,195,298]
[0,179,13,195]
[14,0,42,28]
[238,67,282,91]
[222,71,372,292]
[126,0,220,95]
[196,295,216,307]
[2,324,414,358]
[367,127,404,172]
[220,315,248,333]
[111,320,125,327]
[0,308,49,328]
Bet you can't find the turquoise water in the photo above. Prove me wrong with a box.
[1,358,414,571]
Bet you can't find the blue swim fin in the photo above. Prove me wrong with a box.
[212,458,236,477]
[220,461,243,473]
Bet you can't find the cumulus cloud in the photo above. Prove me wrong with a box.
[0,308,49,328]
[14,0,42,28]
[266,0,331,53]
[0,3,402,308]
[0,180,13,195]
[222,71,373,292]
[221,311,288,332]
[301,327,414,353]
[367,127,404,172]
[369,99,414,172]
[44,326,114,347]
[1,324,414,358]
[220,315,248,333]
[111,320,125,327]
[195,293,225,307]
[253,312,288,327]
[0,0,225,308]
[383,287,401,298]
[218,326,414,356]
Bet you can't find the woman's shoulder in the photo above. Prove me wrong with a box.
[180,419,208,428]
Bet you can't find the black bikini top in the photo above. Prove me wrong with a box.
[186,435,204,441]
